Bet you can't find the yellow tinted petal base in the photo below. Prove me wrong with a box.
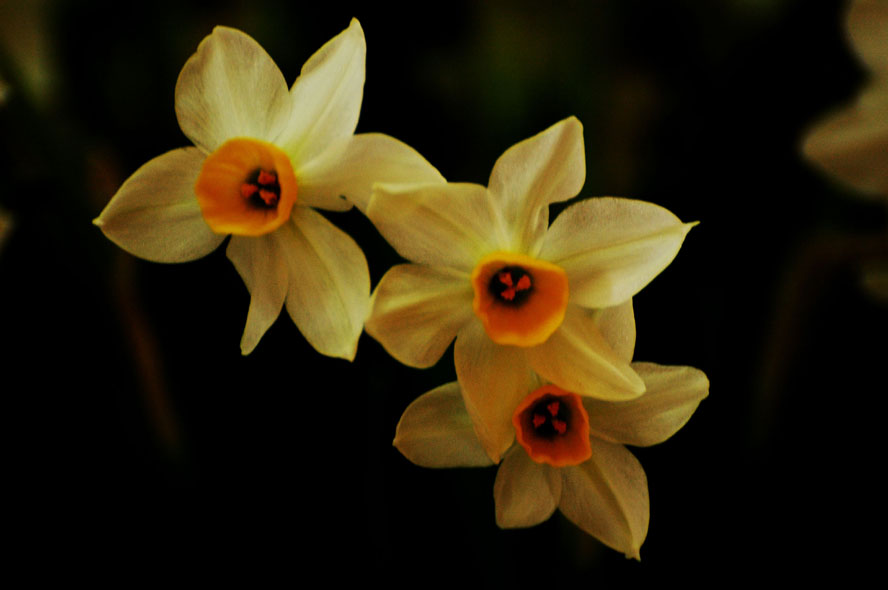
[471,252,568,346]
[195,138,298,236]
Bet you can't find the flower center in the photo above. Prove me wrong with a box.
[489,266,533,305]
[513,384,592,467]
[195,137,298,237]
[471,252,569,347]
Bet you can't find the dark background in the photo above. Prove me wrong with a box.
[2,0,885,582]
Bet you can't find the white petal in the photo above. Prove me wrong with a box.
[277,206,370,360]
[487,117,585,255]
[847,0,888,72]
[94,148,225,263]
[454,321,537,463]
[584,363,709,447]
[541,197,695,309]
[559,438,649,560]
[297,133,445,213]
[279,19,365,165]
[527,305,644,400]
[393,382,495,468]
[367,182,501,272]
[175,27,291,152]
[226,234,288,355]
[365,264,474,368]
[494,446,562,528]
[595,299,636,364]
[802,85,888,197]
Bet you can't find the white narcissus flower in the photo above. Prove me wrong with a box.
[803,0,888,198]
[366,116,695,462]
[393,360,709,560]
[94,20,444,358]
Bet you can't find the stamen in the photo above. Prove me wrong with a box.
[240,184,258,199]
[489,266,533,305]
[257,170,277,185]
[258,189,278,206]
[547,401,560,416]
[552,419,567,435]
[533,414,546,428]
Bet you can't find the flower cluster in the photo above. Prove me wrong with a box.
[94,19,707,560]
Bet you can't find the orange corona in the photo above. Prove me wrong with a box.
[513,384,592,467]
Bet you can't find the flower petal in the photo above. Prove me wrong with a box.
[847,0,888,72]
[802,85,888,197]
[365,264,474,368]
[226,234,288,355]
[494,446,562,528]
[541,197,695,309]
[393,382,495,468]
[595,299,636,364]
[277,206,370,360]
[559,438,649,560]
[279,19,366,165]
[454,320,538,463]
[527,305,644,400]
[93,148,225,263]
[583,363,709,447]
[367,182,501,272]
[487,117,585,255]
[297,133,445,213]
[175,27,291,153]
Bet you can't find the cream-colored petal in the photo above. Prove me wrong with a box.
[175,27,291,153]
[366,264,474,368]
[487,117,585,255]
[297,133,445,213]
[367,182,502,272]
[226,234,288,355]
[527,305,644,400]
[559,438,649,560]
[541,197,695,309]
[393,382,495,468]
[494,446,562,528]
[802,85,888,197]
[279,19,365,165]
[454,320,538,463]
[848,0,888,72]
[277,206,369,360]
[594,299,636,364]
[584,363,709,447]
[93,148,225,263]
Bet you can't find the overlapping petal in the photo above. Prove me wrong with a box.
[584,363,709,447]
[394,382,495,468]
[454,320,538,462]
[494,446,562,528]
[365,264,474,368]
[559,438,649,560]
[94,148,225,263]
[367,182,502,271]
[297,133,445,213]
[278,206,369,360]
[226,233,288,355]
[541,197,695,309]
[279,18,366,164]
[527,305,644,400]
[847,0,888,71]
[175,26,291,153]
[594,300,636,364]
[487,117,586,255]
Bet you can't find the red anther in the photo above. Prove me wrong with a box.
[258,189,278,205]
[257,169,277,185]
[500,287,516,301]
[516,275,531,291]
[240,183,259,199]
[498,272,514,287]
[547,401,560,416]
[552,419,567,435]
[532,414,546,428]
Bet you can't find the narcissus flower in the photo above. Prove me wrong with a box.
[393,362,709,559]
[803,0,888,198]
[366,117,695,461]
[94,20,443,358]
